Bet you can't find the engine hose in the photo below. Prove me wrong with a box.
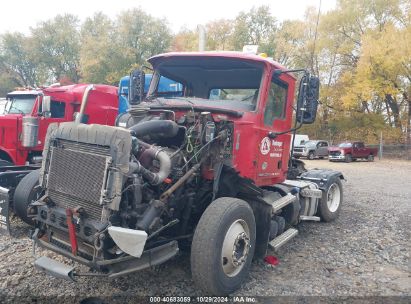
[129,120,179,139]
[129,141,171,185]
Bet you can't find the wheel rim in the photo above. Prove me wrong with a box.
[221,219,250,277]
[326,183,341,213]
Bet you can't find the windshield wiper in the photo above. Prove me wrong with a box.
[9,105,25,115]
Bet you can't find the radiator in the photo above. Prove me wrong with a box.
[46,139,111,220]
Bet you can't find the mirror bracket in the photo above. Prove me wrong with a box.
[129,69,145,105]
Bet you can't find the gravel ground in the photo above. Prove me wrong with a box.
[0,159,410,302]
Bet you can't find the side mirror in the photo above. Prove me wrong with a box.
[129,69,145,105]
[42,96,51,113]
[296,75,319,124]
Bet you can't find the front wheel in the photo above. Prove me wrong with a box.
[308,152,315,160]
[13,170,41,225]
[344,154,352,163]
[0,159,13,167]
[191,197,256,295]
[318,178,343,222]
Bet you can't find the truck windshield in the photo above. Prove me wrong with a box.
[304,140,318,146]
[338,143,352,148]
[5,96,36,114]
[149,57,264,111]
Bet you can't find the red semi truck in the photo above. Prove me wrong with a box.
[0,84,119,166]
[1,51,345,295]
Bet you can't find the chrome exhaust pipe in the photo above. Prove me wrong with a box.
[75,84,94,124]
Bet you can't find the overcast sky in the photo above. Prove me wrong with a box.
[0,0,336,34]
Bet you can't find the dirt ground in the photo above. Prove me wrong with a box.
[0,159,410,302]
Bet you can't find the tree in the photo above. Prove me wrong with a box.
[115,8,172,74]
[0,32,40,87]
[80,12,121,83]
[231,6,277,55]
[171,27,198,52]
[31,14,81,83]
[206,19,235,50]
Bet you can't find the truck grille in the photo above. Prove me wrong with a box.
[329,151,341,156]
[294,147,304,153]
[47,140,111,220]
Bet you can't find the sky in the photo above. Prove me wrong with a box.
[0,0,336,34]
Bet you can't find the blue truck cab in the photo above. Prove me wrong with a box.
[118,74,183,114]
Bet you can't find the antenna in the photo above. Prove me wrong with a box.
[311,0,322,74]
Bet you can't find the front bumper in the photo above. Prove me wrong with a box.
[293,151,308,157]
[329,155,345,161]
[33,235,179,279]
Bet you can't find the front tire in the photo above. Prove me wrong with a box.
[308,152,315,160]
[191,197,256,295]
[13,170,41,225]
[318,178,343,222]
[0,159,13,167]
[344,154,352,163]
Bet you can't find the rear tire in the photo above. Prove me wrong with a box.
[13,170,41,225]
[318,178,343,222]
[367,154,374,162]
[191,197,256,295]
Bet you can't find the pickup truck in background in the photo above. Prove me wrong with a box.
[293,140,329,160]
[328,141,378,162]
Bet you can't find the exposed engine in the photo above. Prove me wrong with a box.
[34,107,234,263]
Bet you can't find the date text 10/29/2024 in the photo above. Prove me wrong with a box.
[149,297,257,303]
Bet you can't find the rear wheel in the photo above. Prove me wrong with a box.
[191,197,256,295]
[318,178,343,222]
[367,154,374,162]
[13,170,41,225]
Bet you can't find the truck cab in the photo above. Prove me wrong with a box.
[328,141,377,162]
[0,85,119,166]
[293,140,329,160]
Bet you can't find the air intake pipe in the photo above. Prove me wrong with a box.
[129,120,179,139]
[128,120,178,185]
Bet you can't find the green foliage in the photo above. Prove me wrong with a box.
[0,32,40,87]
[31,14,81,83]
[0,3,408,143]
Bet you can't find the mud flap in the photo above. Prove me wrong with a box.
[0,186,10,234]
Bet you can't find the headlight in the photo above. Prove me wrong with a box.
[340,150,344,155]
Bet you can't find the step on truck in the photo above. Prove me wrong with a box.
[1,52,344,295]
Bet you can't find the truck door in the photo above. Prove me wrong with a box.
[356,142,366,157]
[318,141,328,157]
[256,73,289,185]
[37,99,67,146]
[352,142,363,158]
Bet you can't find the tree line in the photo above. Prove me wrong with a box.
[0,0,409,144]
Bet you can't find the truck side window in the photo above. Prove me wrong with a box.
[264,77,287,126]
[50,101,65,118]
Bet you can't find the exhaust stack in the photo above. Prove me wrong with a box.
[75,84,94,124]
